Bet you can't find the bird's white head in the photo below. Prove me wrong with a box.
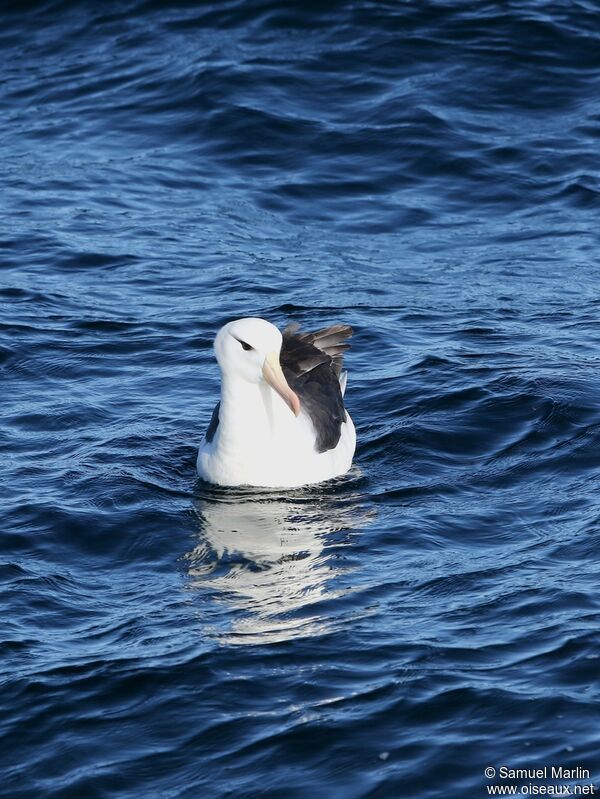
[214,318,301,416]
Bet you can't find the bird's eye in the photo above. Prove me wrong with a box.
[239,340,253,351]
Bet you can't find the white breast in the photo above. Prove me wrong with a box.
[197,377,356,488]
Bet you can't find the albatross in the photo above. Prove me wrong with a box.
[197,317,356,487]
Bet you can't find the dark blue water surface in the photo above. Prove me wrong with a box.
[2,1,600,797]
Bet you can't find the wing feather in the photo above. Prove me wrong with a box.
[280,323,352,452]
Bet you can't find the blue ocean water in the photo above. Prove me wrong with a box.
[2,1,600,796]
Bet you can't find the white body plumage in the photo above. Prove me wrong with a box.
[197,318,356,488]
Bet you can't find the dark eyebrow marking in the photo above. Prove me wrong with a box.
[232,335,253,351]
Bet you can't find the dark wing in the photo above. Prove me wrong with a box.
[280,323,352,453]
[205,401,220,443]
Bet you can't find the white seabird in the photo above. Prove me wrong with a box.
[197,317,356,488]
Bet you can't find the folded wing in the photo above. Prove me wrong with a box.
[280,323,353,453]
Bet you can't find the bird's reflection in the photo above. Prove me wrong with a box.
[185,473,374,645]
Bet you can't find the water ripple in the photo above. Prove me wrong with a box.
[2,1,600,797]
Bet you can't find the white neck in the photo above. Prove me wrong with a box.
[217,374,275,451]
[198,366,355,488]
[199,369,324,487]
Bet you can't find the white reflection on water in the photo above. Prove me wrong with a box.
[186,477,374,645]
